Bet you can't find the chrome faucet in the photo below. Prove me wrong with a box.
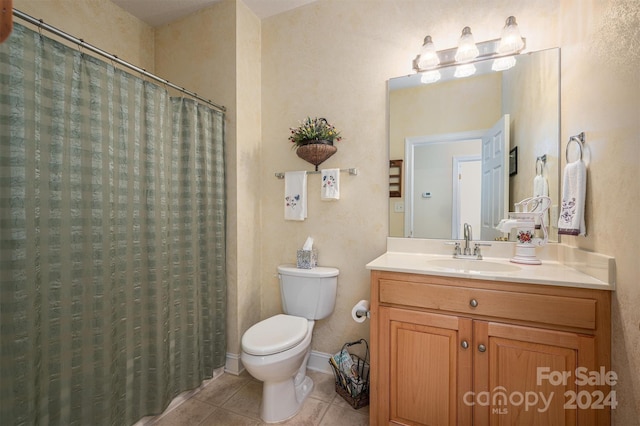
[463,223,472,255]
[446,223,490,259]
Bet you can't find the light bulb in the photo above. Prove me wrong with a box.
[420,70,441,84]
[417,35,440,70]
[455,27,479,63]
[492,56,517,71]
[454,63,476,78]
[497,16,525,54]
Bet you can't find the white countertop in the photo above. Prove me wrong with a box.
[366,238,615,291]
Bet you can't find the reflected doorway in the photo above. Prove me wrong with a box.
[405,131,483,239]
[453,157,481,239]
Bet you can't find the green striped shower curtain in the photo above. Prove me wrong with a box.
[0,23,226,425]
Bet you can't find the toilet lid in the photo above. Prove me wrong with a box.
[242,314,309,356]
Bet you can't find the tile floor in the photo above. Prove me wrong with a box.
[144,370,370,426]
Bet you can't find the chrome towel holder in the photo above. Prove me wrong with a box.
[275,168,358,179]
[566,132,585,162]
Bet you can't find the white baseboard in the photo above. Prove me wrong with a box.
[307,350,333,375]
[225,350,333,376]
[225,352,244,375]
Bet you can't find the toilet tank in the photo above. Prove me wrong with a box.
[277,265,339,320]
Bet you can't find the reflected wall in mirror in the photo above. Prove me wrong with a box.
[388,48,560,242]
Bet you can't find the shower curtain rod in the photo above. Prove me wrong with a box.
[13,9,226,113]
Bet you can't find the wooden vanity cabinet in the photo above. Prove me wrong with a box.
[370,270,611,426]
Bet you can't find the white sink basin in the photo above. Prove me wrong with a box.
[426,258,521,274]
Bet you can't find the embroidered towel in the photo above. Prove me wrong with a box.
[321,168,340,200]
[284,171,307,221]
[533,174,549,227]
[557,159,586,236]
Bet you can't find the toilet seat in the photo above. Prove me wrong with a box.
[242,314,309,356]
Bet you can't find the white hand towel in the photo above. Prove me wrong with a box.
[284,171,307,221]
[321,168,340,200]
[533,174,549,227]
[557,160,586,236]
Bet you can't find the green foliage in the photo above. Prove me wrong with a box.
[288,117,342,148]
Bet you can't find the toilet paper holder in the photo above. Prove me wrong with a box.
[355,309,370,319]
[352,299,370,323]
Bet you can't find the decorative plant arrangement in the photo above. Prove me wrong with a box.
[289,117,342,148]
[289,117,342,170]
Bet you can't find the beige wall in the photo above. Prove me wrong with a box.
[14,0,154,72]
[261,0,639,423]
[504,48,560,241]
[10,0,640,423]
[234,0,263,365]
[390,73,502,143]
[389,73,501,237]
[153,0,263,360]
[558,2,640,424]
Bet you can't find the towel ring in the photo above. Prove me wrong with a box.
[566,134,584,162]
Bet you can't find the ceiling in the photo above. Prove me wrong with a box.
[111,0,318,27]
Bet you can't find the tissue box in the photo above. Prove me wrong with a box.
[297,249,317,269]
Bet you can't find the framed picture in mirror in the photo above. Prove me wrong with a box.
[509,147,518,176]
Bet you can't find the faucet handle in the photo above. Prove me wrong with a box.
[473,242,491,259]
[445,241,462,256]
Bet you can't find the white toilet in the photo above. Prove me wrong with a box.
[241,264,339,423]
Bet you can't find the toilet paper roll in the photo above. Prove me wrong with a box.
[351,300,370,323]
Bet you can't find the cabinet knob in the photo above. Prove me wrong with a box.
[469,299,479,308]
[478,344,487,353]
[460,340,469,349]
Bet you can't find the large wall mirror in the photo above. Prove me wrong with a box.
[388,48,560,242]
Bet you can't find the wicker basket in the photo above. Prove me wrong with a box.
[329,339,370,409]
[295,141,337,171]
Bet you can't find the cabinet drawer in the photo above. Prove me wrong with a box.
[379,279,597,330]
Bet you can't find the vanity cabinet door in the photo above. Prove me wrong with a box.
[377,306,473,426]
[473,321,601,426]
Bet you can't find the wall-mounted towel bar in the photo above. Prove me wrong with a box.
[275,168,358,179]
[566,132,585,162]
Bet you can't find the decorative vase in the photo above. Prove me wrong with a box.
[295,140,337,171]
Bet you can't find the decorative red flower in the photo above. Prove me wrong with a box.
[518,231,532,243]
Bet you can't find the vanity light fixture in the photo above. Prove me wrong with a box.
[413,16,526,79]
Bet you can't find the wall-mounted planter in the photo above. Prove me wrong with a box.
[295,140,337,171]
